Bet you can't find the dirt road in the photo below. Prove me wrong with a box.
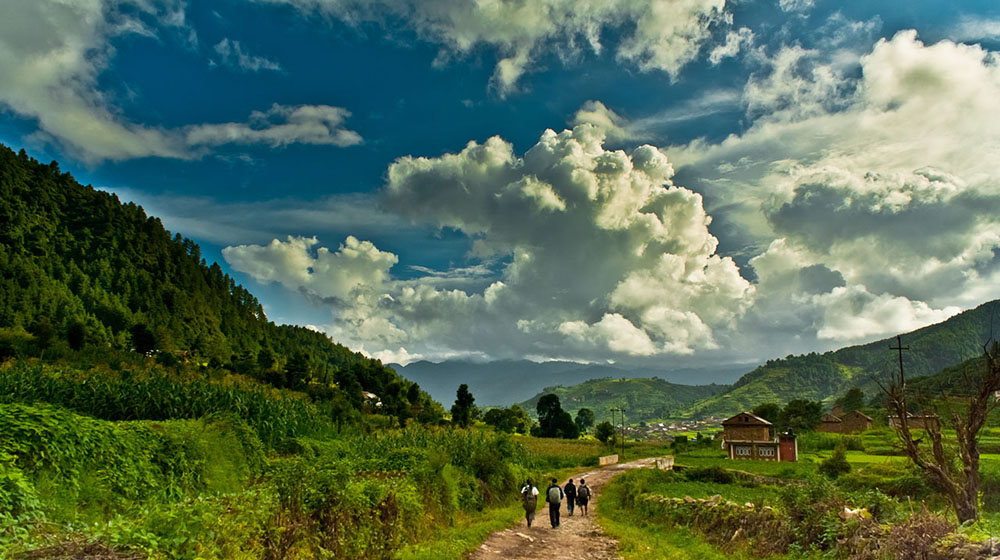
[467,457,657,560]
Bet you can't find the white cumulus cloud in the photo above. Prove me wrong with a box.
[224,124,754,362]
[669,30,1000,350]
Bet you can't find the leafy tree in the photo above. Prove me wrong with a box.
[575,408,595,433]
[594,421,615,445]
[835,388,865,413]
[284,352,312,390]
[535,394,578,438]
[406,383,421,405]
[451,383,477,428]
[507,404,532,434]
[484,405,531,434]
[482,408,505,431]
[751,402,781,424]
[335,369,364,411]
[230,350,259,376]
[778,399,823,433]
[256,347,276,373]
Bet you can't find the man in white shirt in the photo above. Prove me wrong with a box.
[520,478,539,527]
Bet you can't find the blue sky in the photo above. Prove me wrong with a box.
[4,0,1000,367]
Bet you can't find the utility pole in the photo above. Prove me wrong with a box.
[889,334,910,426]
[890,334,910,387]
[610,407,625,459]
[610,407,626,459]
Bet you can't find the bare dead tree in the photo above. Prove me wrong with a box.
[876,336,1000,523]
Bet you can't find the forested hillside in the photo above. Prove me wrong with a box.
[684,301,1000,418]
[0,144,439,422]
[519,377,727,423]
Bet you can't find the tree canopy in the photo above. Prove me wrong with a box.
[575,408,595,433]
[535,394,579,439]
[778,399,823,433]
[451,384,477,428]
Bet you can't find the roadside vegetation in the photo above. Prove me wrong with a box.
[599,418,1000,560]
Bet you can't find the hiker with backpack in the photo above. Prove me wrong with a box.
[546,477,563,528]
[576,478,591,516]
[521,478,539,527]
[564,478,577,516]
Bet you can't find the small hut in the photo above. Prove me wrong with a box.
[841,410,873,433]
[817,413,843,433]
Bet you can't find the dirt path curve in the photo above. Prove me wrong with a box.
[467,457,657,560]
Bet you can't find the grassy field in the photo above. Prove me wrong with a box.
[519,436,674,469]
[675,447,816,478]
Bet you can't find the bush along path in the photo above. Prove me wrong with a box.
[468,458,657,560]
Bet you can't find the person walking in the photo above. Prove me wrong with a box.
[563,478,577,516]
[545,477,563,528]
[521,478,539,527]
[576,478,591,516]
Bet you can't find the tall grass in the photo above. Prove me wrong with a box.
[0,402,266,527]
[0,361,332,447]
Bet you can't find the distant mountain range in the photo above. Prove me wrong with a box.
[396,299,1000,421]
[390,360,749,407]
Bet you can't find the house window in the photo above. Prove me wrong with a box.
[734,445,752,456]
[758,446,775,457]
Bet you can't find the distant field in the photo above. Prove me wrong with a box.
[675,447,817,478]
[519,436,673,469]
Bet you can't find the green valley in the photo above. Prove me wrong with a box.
[519,377,728,423]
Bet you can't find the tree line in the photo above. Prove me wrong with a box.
[450,384,595,438]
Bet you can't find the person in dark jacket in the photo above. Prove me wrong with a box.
[563,479,577,516]
[545,477,563,528]
[576,478,591,516]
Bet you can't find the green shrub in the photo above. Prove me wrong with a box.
[682,465,737,485]
[818,442,852,478]
[839,462,933,503]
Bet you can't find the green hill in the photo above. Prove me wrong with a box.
[519,377,728,423]
[0,143,440,423]
[683,301,1000,419]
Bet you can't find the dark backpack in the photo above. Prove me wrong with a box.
[521,487,537,510]
[578,485,590,500]
[547,486,561,505]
